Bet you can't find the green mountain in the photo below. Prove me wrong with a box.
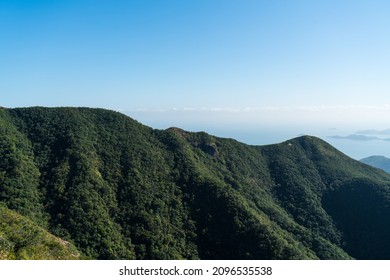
[1,107,390,259]
[360,156,390,173]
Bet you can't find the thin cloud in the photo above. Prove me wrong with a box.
[122,104,390,128]
[125,104,390,113]
[356,129,390,135]
[329,134,381,141]
[126,107,255,113]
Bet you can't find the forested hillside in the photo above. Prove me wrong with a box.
[1,107,390,259]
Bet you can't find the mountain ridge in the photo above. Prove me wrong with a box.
[0,107,389,259]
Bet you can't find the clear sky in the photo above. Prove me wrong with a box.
[2,0,390,157]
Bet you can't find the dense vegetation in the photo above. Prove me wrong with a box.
[1,107,390,259]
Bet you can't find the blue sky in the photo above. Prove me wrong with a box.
[2,0,390,157]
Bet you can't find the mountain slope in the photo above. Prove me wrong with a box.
[0,204,80,260]
[361,156,390,173]
[0,107,390,259]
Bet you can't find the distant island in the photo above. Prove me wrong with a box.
[360,156,390,173]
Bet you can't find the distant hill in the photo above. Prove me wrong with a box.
[360,156,390,173]
[1,107,390,259]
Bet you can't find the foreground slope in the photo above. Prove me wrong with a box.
[0,205,80,259]
[0,107,389,259]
